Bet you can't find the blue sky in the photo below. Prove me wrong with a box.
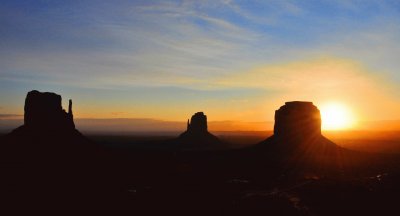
[1,0,400,124]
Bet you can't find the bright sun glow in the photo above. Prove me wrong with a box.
[320,103,355,130]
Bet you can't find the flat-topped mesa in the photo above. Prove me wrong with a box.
[274,101,321,141]
[187,112,208,133]
[24,90,75,130]
[175,111,222,149]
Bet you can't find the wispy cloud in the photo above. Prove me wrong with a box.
[217,56,400,120]
[1,0,400,122]
[0,114,22,119]
[0,1,386,89]
[0,1,269,89]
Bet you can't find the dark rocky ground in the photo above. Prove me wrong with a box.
[1,92,400,215]
[1,132,400,215]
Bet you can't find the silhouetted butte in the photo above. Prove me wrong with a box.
[171,112,224,150]
[24,90,75,130]
[274,101,321,142]
[0,90,112,207]
[254,101,353,172]
[0,90,96,164]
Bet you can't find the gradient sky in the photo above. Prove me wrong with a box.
[1,0,400,129]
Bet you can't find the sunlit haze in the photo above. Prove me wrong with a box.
[320,103,355,130]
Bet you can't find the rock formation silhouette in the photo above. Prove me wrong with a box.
[0,90,97,165]
[254,101,354,173]
[170,112,224,150]
[260,101,329,146]
[186,112,208,133]
[0,90,109,206]
[24,90,75,130]
[274,101,321,142]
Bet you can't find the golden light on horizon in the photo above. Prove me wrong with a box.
[320,102,355,130]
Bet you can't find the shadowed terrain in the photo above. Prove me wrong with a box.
[1,91,400,215]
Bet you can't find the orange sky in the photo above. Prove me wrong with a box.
[1,1,400,132]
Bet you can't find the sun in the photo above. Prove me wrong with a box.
[320,102,355,130]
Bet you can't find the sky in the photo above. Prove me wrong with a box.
[1,0,400,131]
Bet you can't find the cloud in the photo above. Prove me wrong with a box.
[216,56,400,120]
[217,56,371,89]
[3,1,334,90]
[0,1,271,89]
[0,2,378,87]
[74,118,272,133]
[0,114,22,119]
[320,23,400,85]
[110,112,128,117]
[1,0,400,123]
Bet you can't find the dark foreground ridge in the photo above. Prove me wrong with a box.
[1,94,400,215]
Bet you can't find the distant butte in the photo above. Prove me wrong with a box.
[0,90,105,202]
[185,112,208,134]
[0,90,96,164]
[173,112,224,150]
[274,101,321,142]
[255,101,346,168]
[24,90,75,130]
